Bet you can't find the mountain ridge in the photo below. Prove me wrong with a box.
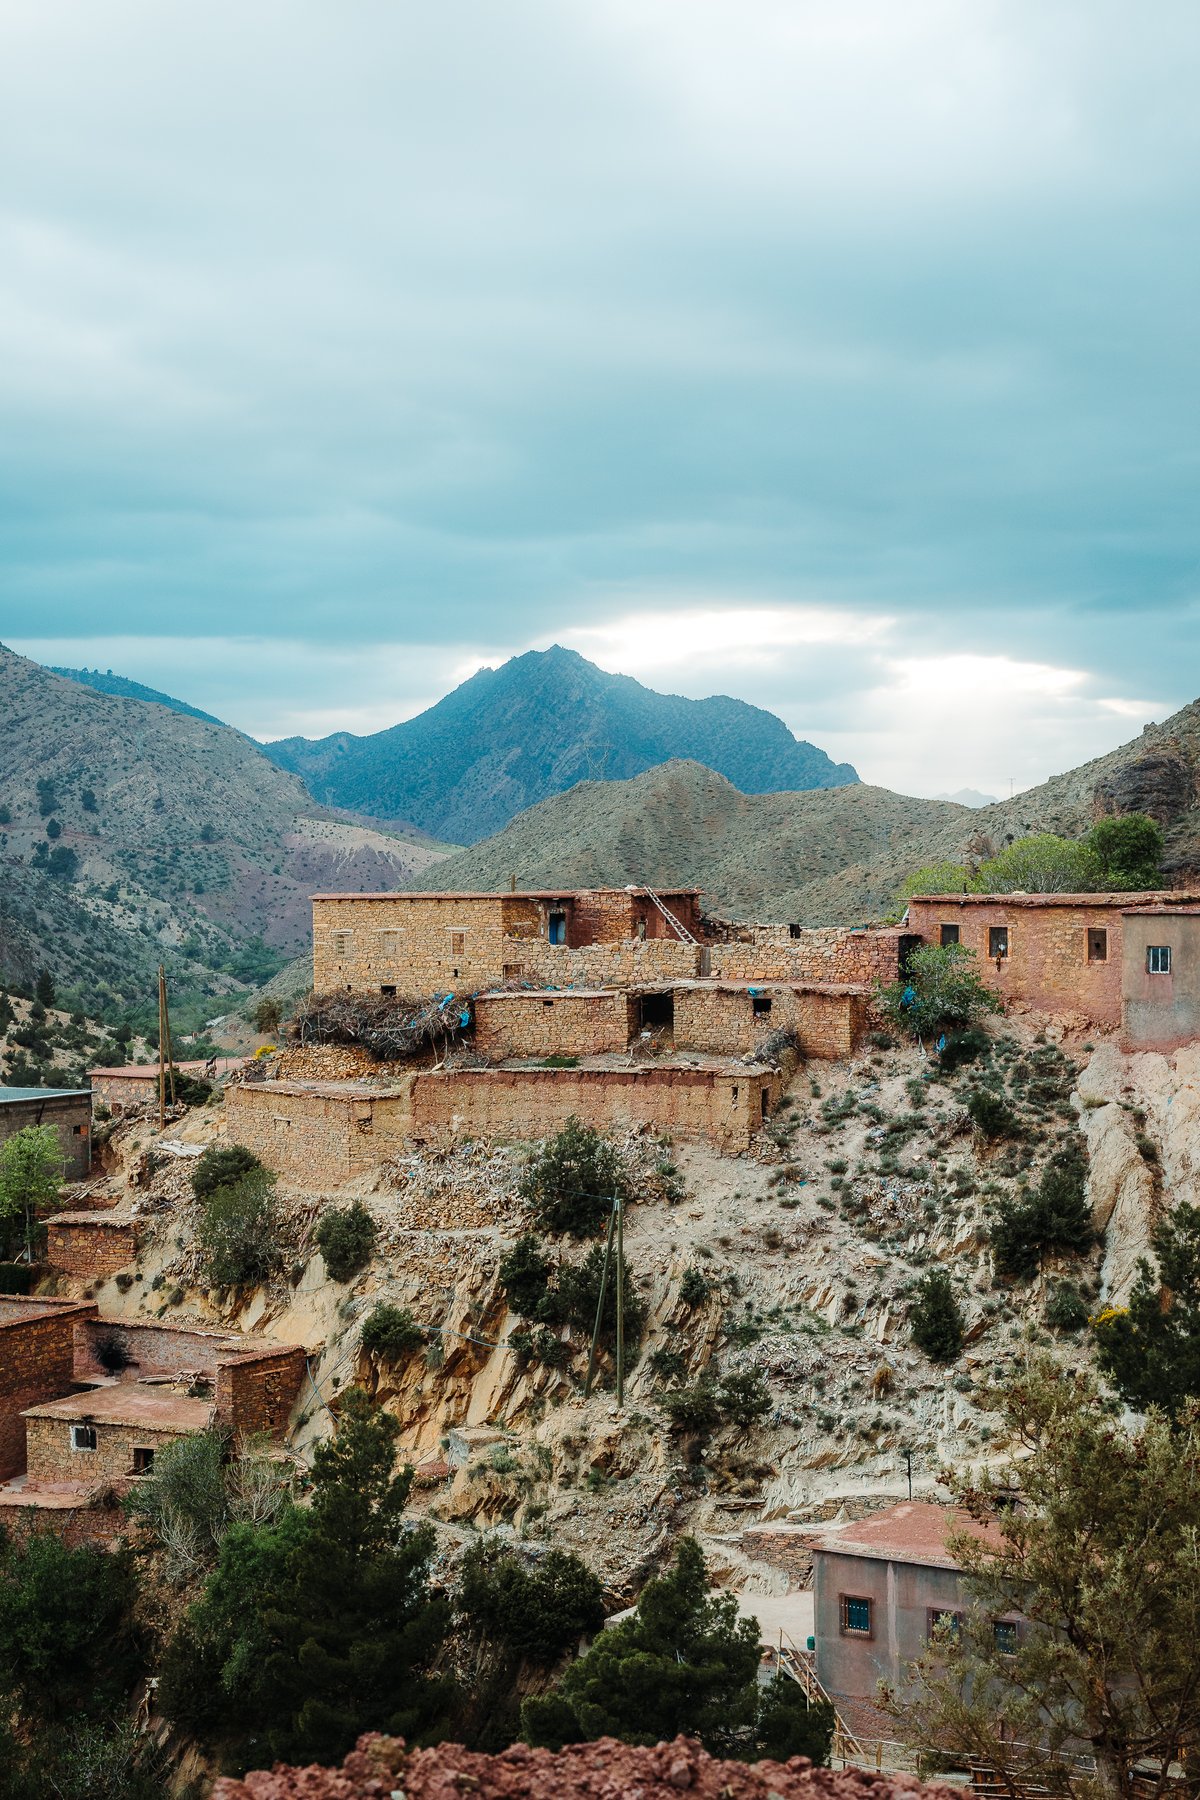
[49,664,227,726]
[261,644,858,842]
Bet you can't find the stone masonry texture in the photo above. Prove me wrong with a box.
[0,1298,97,1480]
[226,1080,416,1187]
[906,895,1130,1025]
[0,1090,91,1179]
[473,990,634,1059]
[46,1213,138,1280]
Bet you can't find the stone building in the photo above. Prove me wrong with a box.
[809,1501,1012,1742]
[89,1058,243,1114]
[0,1086,91,1180]
[46,1210,139,1281]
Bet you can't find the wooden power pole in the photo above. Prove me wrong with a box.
[157,965,177,1128]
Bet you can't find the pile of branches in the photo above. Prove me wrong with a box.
[288,990,472,1063]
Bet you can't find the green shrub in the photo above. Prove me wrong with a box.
[192,1143,264,1202]
[910,1270,964,1362]
[716,1368,772,1427]
[199,1171,282,1288]
[1086,813,1164,891]
[519,1116,628,1238]
[679,1266,712,1307]
[991,1139,1093,1281]
[938,1026,991,1073]
[1045,1283,1089,1334]
[499,1234,554,1318]
[459,1540,604,1665]
[553,1245,645,1344]
[316,1202,377,1282]
[360,1303,425,1362]
[661,1379,722,1434]
[647,1346,687,1383]
[968,1088,1021,1139]
[253,997,283,1035]
[877,943,1003,1041]
[976,833,1101,894]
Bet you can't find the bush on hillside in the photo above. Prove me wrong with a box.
[519,1117,628,1238]
[315,1202,377,1283]
[910,1270,964,1362]
[192,1143,264,1202]
[876,943,1003,1042]
[459,1539,605,1666]
[199,1171,282,1289]
[360,1303,425,1363]
[967,1088,1021,1140]
[991,1139,1093,1281]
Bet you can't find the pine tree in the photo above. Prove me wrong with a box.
[1093,1202,1200,1416]
[910,1269,964,1362]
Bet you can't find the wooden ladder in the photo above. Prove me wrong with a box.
[775,1634,867,1767]
[641,885,699,945]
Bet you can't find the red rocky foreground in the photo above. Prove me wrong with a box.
[213,1734,959,1800]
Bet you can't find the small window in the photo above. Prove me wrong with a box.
[331,930,352,957]
[989,926,1009,959]
[71,1424,97,1452]
[450,930,466,956]
[993,1619,1019,1655]
[927,1608,964,1641]
[752,995,773,1016]
[1087,928,1108,964]
[73,1123,85,1135]
[839,1594,873,1637]
[378,928,402,957]
[940,924,960,947]
[132,1447,155,1474]
[380,984,396,996]
[1147,945,1172,975]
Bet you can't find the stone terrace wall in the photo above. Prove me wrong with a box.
[473,991,634,1059]
[47,1213,138,1281]
[673,984,871,1061]
[411,1064,777,1152]
[906,896,1125,1025]
[226,1080,416,1186]
[216,1345,307,1437]
[709,928,904,988]
[0,1299,96,1480]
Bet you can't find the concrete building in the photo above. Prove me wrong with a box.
[0,1086,91,1180]
[1121,904,1200,1051]
[809,1501,1011,1742]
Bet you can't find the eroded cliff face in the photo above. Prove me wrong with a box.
[76,1022,1191,1593]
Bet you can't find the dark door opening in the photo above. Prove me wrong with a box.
[899,933,923,974]
[548,910,567,946]
[638,991,674,1032]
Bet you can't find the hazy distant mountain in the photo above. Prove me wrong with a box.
[933,787,998,807]
[261,645,858,843]
[50,664,227,725]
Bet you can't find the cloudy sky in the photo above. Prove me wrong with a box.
[4,1,1198,799]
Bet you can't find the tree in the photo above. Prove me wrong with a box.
[716,1368,772,1427]
[159,1389,452,1771]
[519,1117,629,1238]
[522,1538,761,1754]
[45,817,62,841]
[253,997,283,1035]
[876,943,1003,1041]
[360,1303,425,1363]
[459,1539,605,1666]
[0,1529,143,1726]
[1093,1202,1200,1415]
[898,861,979,902]
[660,1378,722,1435]
[498,1233,554,1317]
[34,969,55,1008]
[991,1138,1093,1281]
[1087,813,1164,891]
[80,787,98,813]
[909,1270,964,1362]
[125,1428,294,1583]
[315,1200,377,1282]
[199,1170,282,1288]
[0,1124,65,1260]
[192,1143,263,1201]
[976,833,1101,894]
[886,1361,1200,1799]
[35,777,57,818]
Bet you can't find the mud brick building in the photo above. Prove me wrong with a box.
[809,1501,1012,1743]
[312,888,707,994]
[89,1058,243,1114]
[46,1210,139,1281]
[473,989,633,1060]
[226,1079,416,1185]
[1121,904,1200,1051]
[0,1305,306,1519]
[0,1087,91,1179]
[672,981,871,1060]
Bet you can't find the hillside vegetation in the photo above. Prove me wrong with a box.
[262,645,858,843]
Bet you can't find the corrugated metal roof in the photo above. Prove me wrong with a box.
[0,1086,90,1102]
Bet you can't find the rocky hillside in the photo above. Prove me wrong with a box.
[0,645,453,1016]
[417,694,1200,923]
[262,646,858,843]
[49,664,227,725]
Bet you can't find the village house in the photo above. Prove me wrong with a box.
[0,1085,91,1179]
[905,890,1200,1050]
[808,1501,1013,1743]
[89,1057,243,1115]
[0,1297,305,1528]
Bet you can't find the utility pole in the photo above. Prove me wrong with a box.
[157,965,177,1129]
[903,1447,913,1501]
[584,1199,618,1399]
[615,1193,625,1408]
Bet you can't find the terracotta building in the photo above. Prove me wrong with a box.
[0,1086,91,1180]
[809,1501,1013,1742]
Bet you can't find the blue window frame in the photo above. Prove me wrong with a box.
[839,1594,872,1636]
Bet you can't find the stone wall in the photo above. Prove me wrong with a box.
[0,1090,91,1180]
[89,1072,158,1111]
[225,1079,416,1186]
[509,939,702,988]
[24,1413,199,1486]
[75,1317,245,1382]
[47,1213,138,1280]
[0,1299,97,1480]
[673,984,871,1061]
[411,1063,778,1152]
[473,990,634,1059]
[216,1345,307,1437]
[906,896,1127,1025]
[709,928,904,988]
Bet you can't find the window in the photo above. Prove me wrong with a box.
[1087,928,1108,963]
[993,1620,1019,1655]
[380,984,396,996]
[132,1447,155,1474]
[752,995,773,1016]
[378,928,402,957]
[927,1608,964,1641]
[1147,945,1172,975]
[839,1595,873,1637]
[548,910,567,946]
[450,930,466,956]
[989,926,1009,959]
[71,1424,97,1452]
[940,924,960,947]
[331,930,352,957]
[73,1123,85,1135]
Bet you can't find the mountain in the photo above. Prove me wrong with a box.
[415,697,1200,922]
[49,664,226,725]
[261,645,858,843]
[934,788,997,808]
[0,645,454,1017]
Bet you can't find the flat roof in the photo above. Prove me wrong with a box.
[309,887,701,902]
[53,1211,135,1228]
[233,1078,412,1099]
[0,1297,96,1328]
[910,889,1200,909]
[23,1386,215,1432]
[0,1086,90,1102]
[808,1501,1002,1571]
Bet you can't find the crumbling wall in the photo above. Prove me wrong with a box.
[225,1080,416,1185]
[473,990,633,1059]
[411,1064,777,1151]
[709,928,903,988]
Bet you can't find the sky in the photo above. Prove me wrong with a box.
[4,1,1199,800]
